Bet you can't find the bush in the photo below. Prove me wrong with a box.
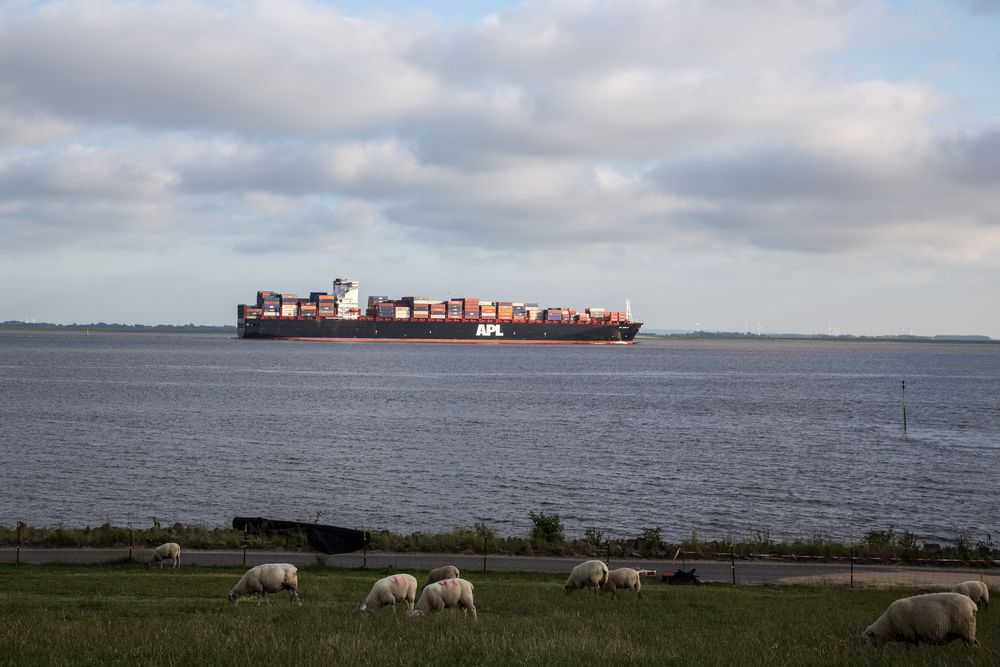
[637,527,664,556]
[528,511,564,544]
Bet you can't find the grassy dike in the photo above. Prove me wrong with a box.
[0,563,995,666]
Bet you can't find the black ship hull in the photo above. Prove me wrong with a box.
[239,317,642,344]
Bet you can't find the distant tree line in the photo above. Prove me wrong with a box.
[1,320,236,334]
[640,331,993,342]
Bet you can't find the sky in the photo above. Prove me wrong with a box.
[1,0,999,336]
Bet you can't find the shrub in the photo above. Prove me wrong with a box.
[637,527,664,556]
[528,511,564,544]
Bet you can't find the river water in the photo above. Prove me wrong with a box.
[1,331,997,544]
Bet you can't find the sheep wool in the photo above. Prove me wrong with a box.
[564,560,609,594]
[951,581,990,608]
[860,592,977,648]
[360,574,418,612]
[150,542,181,569]
[228,563,300,606]
[604,567,641,597]
[409,578,477,620]
[425,565,461,587]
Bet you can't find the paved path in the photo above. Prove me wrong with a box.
[2,548,996,588]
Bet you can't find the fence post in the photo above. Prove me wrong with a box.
[242,527,248,568]
[363,532,368,569]
[850,546,854,589]
[730,544,736,586]
[606,539,612,568]
[128,523,133,562]
[483,532,488,573]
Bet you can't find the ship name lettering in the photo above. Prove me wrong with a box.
[475,324,504,337]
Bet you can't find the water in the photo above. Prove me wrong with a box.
[1,331,997,544]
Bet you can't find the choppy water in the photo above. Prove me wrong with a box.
[1,331,997,544]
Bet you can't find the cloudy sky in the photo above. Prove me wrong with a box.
[1,0,998,335]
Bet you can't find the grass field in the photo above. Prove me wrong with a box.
[0,563,995,666]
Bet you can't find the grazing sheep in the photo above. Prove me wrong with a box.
[603,567,641,597]
[860,592,978,648]
[228,563,300,606]
[564,559,609,594]
[425,565,461,587]
[409,578,477,620]
[149,542,181,569]
[952,581,990,608]
[360,574,418,613]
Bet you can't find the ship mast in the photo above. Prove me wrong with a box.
[625,298,633,322]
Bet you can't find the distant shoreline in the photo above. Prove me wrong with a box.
[0,321,236,335]
[636,333,996,344]
[2,321,994,342]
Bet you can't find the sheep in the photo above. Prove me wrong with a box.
[228,563,300,606]
[149,542,180,569]
[425,565,461,587]
[564,559,609,594]
[409,578,477,620]
[859,592,978,648]
[603,567,641,597]
[360,574,418,613]
[951,581,990,608]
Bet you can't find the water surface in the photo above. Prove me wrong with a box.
[1,331,996,543]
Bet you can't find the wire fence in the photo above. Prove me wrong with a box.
[645,549,999,589]
[4,543,998,592]
[3,520,997,590]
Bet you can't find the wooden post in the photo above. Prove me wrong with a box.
[363,532,368,569]
[16,521,23,565]
[483,532,487,573]
[730,545,736,585]
[242,527,248,568]
[850,546,854,589]
[606,539,611,568]
[128,524,133,562]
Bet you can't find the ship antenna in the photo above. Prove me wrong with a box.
[625,298,633,322]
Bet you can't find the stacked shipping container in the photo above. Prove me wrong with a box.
[239,286,632,325]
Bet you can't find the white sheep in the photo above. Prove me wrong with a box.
[860,592,978,648]
[425,565,461,586]
[228,563,300,606]
[603,567,641,597]
[564,559,609,594]
[409,578,477,620]
[360,574,418,613]
[149,542,180,569]
[951,580,990,608]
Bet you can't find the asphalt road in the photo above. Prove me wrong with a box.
[2,548,994,587]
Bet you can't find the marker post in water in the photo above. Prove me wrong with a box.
[901,381,907,432]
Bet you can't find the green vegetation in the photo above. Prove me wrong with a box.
[3,521,996,563]
[528,511,565,545]
[0,563,995,666]
[0,320,235,334]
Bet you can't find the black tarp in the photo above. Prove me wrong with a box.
[232,516,370,554]
[665,568,701,584]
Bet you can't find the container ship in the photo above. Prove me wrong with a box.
[237,279,642,344]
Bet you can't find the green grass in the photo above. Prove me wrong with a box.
[0,564,995,666]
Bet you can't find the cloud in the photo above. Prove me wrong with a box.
[0,0,997,272]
